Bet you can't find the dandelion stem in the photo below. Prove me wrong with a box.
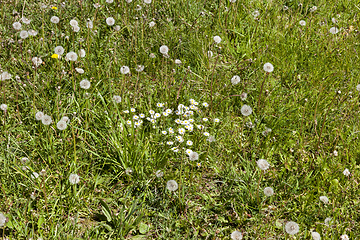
[257,73,267,111]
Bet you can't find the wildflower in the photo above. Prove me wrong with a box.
[231,75,241,85]
[263,62,274,72]
[257,159,270,170]
[149,21,156,27]
[320,196,329,204]
[329,27,339,34]
[176,136,184,142]
[50,16,60,23]
[324,217,332,226]
[21,157,29,164]
[213,118,220,123]
[202,118,208,122]
[120,66,130,74]
[51,54,59,59]
[52,6,58,9]
[166,180,178,191]
[126,120,132,125]
[69,173,80,184]
[144,0,151,4]
[61,116,70,123]
[80,79,91,89]
[189,151,199,161]
[165,109,172,114]
[311,232,321,240]
[343,168,350,176]
[19,30,29,39]
[166,141,173,145]
[207,136,216,142]
[160,45,169,54]
[252,10,260,18]
[0,104,7,111]
[65,52,78,61]
[140,113,145,118]
[213,36,221,43]
[186,140,193,146]
[340,234,349,240]
[155,170,164,178]
[31,172,39,179]
[299,20,306,26]
[28,29,38,36]
[0,71,12,81]
[168,127,174,134]
[32,57,42,67]
[86,19,93,28]
[231,231,243,240]
[186,149,193,155]
[333,150,338,156]
[171,147,179,152]
[22,17,31,24]
[203,132,210,136]
[13,22,22,30]
[75,68,84,74]
[264,187,274,196]
[70,19,78,27]
[113,95,122,103]
[309,6,317,12]
[178,128,185,135]
[42,115,52,125]
[285,221,299,235]
[131,108,136,112]
[175,59,181,65]
[136,65,144,72]
[79,49,86,58]
[35,111,44,120]
[240,92,247,101]
[106,17,115,26]
[241,105,252,116]
[56,120,67,130]
[201,102,208,108]
[54,46,65,55]
[162,131,167,135]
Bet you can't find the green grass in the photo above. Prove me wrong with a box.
[0,0,360,239]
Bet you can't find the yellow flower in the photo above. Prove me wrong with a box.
[51,6,57,10]
[51,54,59,59]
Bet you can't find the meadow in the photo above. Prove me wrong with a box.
[0,0,359,239]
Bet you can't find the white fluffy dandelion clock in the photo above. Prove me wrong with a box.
[213,36,221,43]
[65,51,78,61]
[54,46,65,55]
[50,16,60,23]
[35,111,44,120]
[241,105,252,116]
[231,75,241,85]
[263,187,274,196]
[120,66,130,74]
[57,120,67,130]
[113,95,122,103]
[285,221,299,235]
[13,22,22,30]
[69,173,80,185]
[257,159,270,170]
[230,231,242,240]
[166,180,178,191]
[189,151,199,161]
[106,17,115,26]
[299,20,306,26]
[329,27,339,34]
[19,30,29,39]
[159,45,169,54]
[42,115,52,125]
[0,104,8,111]
[0,212,7,227]
[263,62,274,73]
[80,79,91,89]
[311,231,321,240]
[319,196,329,204]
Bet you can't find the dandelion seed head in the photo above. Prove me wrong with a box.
[263,62,274,72]
[213,35,221,43]
[106,17,115,26]
[28,29,38,36]
[320,196,329,204]
[50,16,60,23]
[257,159,270,170]
[70,19,78,27]
[155,170,164,178]
[75,68,84,74]
[120,66,130,74]
[264,187,274,196]
[69,173,80,184]
[0,104,8,111]
[13,22,22,30]
[79,49,86,58]
[343,168,350,176]
[285,221,299,235]
[19,30,29,39]
[144,0,151,4]
[340,235,349,240]
[32,57,42,67]
[0,71,12,81]
[35,111,44,120]
[299,20,306,26]
[113,95,122,103]
[65,51,78,61]
[324,217,332,226]
[329,27,339,34]
[311,231,321,240]
[42,115,52,125]
[241,105,252,116]
[189,151,199,161]
[149,21,156,27]
[167,180,178,191]
[160,45,169,54]
[231,75,241,85]
[136,65,145,72]
[57,120,67,130]
[231,231,243,240]
[80,79,91,89]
